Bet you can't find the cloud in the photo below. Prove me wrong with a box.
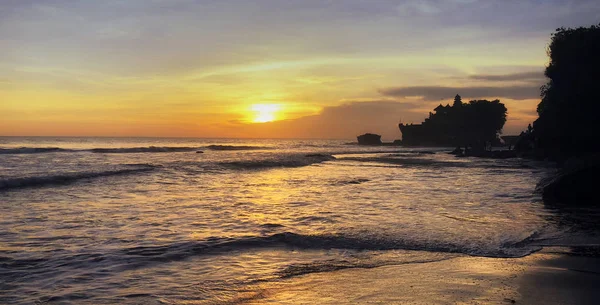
[226,100,427,140]
[233,96,536,139]
[395,0,480,16]
[379,85,541,100]
[396,1,442,15]
[468,71,545,82]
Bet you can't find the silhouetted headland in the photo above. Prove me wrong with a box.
[513,24,600,206]
[399,94,510,157]
[356,95,512,155]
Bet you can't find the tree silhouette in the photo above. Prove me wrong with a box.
[399,95,507,150]
[533,24,600,160]
[462,99,507,149]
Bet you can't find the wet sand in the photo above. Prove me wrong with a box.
[239,248,600,304]
[518,248,600,305]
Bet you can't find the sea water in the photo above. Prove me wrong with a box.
[0,137,577,304]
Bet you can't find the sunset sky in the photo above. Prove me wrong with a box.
[2,0,599,140]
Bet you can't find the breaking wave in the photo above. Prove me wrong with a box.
[205,145,271,151]
[0,165,156,191]
[0,145,272,154]
[0,147,72,154]
[89,147,198,153]
[337,156,535,170]
[1,231,542,276]
[277,256,453,278]
[0,144,276,155]
[219,154,335,169]
[89,145,270,153]
[338,156,466,167]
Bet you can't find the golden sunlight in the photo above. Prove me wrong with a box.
[251,104,280,123]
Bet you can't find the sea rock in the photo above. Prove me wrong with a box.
[357,133,382,145]
[539,156,600,205]
[487,150,517,159]
[470,150,517,159]
[449,148,517,159]
[449,147,464,156]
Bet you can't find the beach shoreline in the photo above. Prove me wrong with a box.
[238,247,600,305]
[518,247,600,305]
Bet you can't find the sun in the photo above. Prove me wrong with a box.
[251,104,280,123]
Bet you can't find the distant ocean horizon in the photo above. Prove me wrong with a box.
[1,137,595,304]
[0,135,358,141]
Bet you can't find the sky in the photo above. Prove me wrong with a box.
[1,0,599,140]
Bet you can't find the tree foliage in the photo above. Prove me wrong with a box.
[533,24,600,160]
[400,95,507,149]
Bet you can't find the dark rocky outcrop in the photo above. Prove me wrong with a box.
[500,135,520,149]
[471,150,517,159]
[449,147,517,159]
[532,24,600,162]
[399,95,507,150]
[357,133,382,145]
[449,147,464,156]
[512,24,600,207]
[538,157,600,205]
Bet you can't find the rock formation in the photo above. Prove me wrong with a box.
[357,133,383,145]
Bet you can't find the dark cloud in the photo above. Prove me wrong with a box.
[379,85,541,100]
[468,71,546,82]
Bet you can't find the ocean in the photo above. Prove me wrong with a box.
[0,137,586,304]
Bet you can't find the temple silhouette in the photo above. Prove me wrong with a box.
[399,95,507,151]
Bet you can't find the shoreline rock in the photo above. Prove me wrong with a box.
[539,156,600,206]
[357,133,382,145]
[448,148,517,159]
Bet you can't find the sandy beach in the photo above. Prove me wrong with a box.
[237,247,600,305]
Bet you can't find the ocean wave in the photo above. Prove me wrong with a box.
[219,154,335,170]
[278,255,453,278]
[0,146,200,154]
[337,156,536,170]
[333,178,370,185]
[90,146,199,153]
[338,156,466,167]
[0,165,156,191]
[0,147,72,154]
[119,231,539,260]
[205,145,271,151]
[1,232,541,275]
[325,148,447,157]
[259,223,286,229]
[0,145,271,155]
